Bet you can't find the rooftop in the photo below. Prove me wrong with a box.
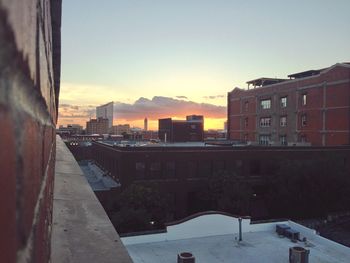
[51,136,132,263]
[122,212,350,263]
[79,160,120,191]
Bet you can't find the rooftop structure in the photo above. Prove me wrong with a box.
[122,212,350,263]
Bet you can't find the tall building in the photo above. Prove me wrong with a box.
[144,117,148,131]
[86,117,109,135]
[96,102,114,128]
[158,115,204,142]
[227,63,350,146]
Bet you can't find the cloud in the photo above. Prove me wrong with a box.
[203,95,225,99]
[58,104,95,119]
[176,96,188,99]
[113,96,226,120]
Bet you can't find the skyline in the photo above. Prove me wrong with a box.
[58,0,350,129]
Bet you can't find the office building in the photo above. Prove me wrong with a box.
[111,124,131,135]
[158,115,204,142]
[227,63,350,146]
[96,102,114,128]
[86,117,109,135]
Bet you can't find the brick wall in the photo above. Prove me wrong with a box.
[0,1,61,262]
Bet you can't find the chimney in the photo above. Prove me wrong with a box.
[177,252,195,263]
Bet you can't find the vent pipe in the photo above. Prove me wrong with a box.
[238,217,242,241]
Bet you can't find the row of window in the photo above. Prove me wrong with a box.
[135,160,245,179]
[259,135,288,145]
[246,93,308,111]
[244,114,307,128]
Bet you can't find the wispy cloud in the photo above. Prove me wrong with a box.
[176,96,188,99]
[203,95,225,99]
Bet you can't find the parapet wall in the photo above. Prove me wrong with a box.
[0,1,61,262]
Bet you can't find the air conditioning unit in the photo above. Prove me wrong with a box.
[177,252,195,263]
[289,246,310,263]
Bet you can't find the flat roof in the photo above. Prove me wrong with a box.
[126,232,350,263]
[79,161,120,191]
[122,213,350,263]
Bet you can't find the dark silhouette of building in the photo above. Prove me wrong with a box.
[158,115,204,142]
[227,63,350,146]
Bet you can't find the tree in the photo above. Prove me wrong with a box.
[199,170,253,215]
[110,184,171,233]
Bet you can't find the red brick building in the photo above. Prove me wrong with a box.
[227,63,350,146]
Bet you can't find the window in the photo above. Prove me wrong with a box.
[302,93,307,105]
[188,161,197,178]
[301,114,307,126]
[135,162,145,179]
[244,101,249,111]
[280,135,287,146]
[280,97,287,108]
[300,135,307,143]
[164,161,176,177]
[150,162,161,178]
[280,116,287,127]
[244,117,248,128]
[259,135,270,145]
[260,99,271,109]
[244,134,248,142]
[260,117,271,127]
[198,162,211,177]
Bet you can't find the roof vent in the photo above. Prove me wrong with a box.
[177,252,195,263]
[289,246,310,263]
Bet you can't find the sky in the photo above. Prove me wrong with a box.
[58,0,350,130]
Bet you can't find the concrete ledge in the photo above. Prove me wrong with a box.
[51,136,133,263]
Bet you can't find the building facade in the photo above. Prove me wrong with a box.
[227,63,350,146]
[86,117,109,135]
[67,142,350,220]
[111,124,131,135]
[96,102,114,128]
[159,115,204,142]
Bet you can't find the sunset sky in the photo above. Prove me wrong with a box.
[58,0,350,130]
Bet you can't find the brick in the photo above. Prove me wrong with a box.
[0,106,17,263]
[18,117,44,247]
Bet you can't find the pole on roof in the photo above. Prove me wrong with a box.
[238,217,242,241]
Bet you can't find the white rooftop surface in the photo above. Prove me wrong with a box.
[122,213,350,263]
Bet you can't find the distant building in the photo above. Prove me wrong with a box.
[227,63,350,146]
[57,124,83,136]
[158,115,204,142]
[96,102,114,128]
[186,115,204,123]
[144,118,148,131]
[86,117,109,135]
[111,124,131,135]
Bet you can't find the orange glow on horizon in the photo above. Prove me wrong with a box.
[57,117,226,131]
